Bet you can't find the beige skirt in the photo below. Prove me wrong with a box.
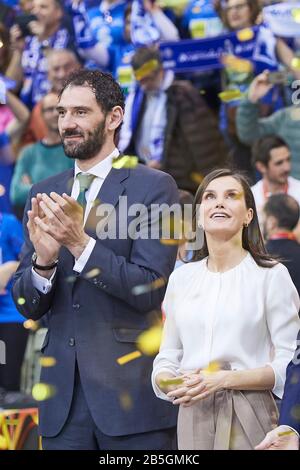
[178,389,279,450]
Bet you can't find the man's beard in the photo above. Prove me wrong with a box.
[62,121,106,160]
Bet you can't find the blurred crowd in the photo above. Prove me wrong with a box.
[1,0,300,406]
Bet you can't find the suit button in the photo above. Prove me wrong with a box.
[32,298,38,305]
[93,278,98,285]
[68,338,75,347]
[72,304,80,309]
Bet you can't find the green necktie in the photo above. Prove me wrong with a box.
[76,173,96,212]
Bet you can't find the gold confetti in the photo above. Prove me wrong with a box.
[119,392,133,411]
[291,405,300,421]
[132,277,166,296]
[159,377,184,387]
[236,28,254,42]
[291,57,300,70]
[203,361,221,374]
[39,357,56,367]
[0,435,8,450]
[190,172,204,184]
[137,325,162,356]
[32,383,56,401]
[17,297,26,306]
[112,155,139,169]
[218,89,243,102]
[223,55,253,74]
[292,7,300,23]
[278,430,296,437]
[117,350,142,365]
[0,185,5,197]
[23,319,39,331]
[84,268,101,279]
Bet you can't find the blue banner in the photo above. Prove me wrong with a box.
[159,26,278,73]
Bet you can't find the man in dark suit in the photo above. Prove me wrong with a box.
[255,330,300,450]
[264,193,300,297]
[12,69,179,450]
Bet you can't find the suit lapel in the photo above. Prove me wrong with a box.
[85,167,130,237]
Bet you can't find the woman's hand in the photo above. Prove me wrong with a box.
[167,370,230,406]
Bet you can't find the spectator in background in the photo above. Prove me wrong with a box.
[237,71,300,179]
[69,1,179,96]
[251,135,300,226]
[9,0,75,109]
[0,89,30,214]
[264,193,300,298]
[0,211,26,398]
[22,48,81,145]
[119,46,228,193]
[10,91,72,211]
[216,0,300,180]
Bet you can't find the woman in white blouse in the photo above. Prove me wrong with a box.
[152,168,300,450]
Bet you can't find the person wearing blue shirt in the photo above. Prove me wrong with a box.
[0,212,27,394]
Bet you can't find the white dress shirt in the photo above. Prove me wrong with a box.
[152,253,300,400]
[31,148,119,294]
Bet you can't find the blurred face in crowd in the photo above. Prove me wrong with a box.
[199,176,253,241]
[138,68,164,93]
[41,92,59,133]
[47,51,80,93]
[32,0,63,28]
[20,0,34,13]
[57,86,108,160]
[256,146,291,186]
[225,0,252,30]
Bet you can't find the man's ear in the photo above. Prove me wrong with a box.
[255,161,267,176]
[107,106,123,132]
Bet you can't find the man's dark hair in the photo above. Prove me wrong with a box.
[58,69,125,142]
[264,194,300,231]
[252,135,289,167]
[131,46,162,71]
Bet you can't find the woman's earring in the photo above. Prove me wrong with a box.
[243,223,249,228]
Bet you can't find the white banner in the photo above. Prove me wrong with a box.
[263,2,300,37]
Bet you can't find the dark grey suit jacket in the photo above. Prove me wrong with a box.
[12,163,179,437]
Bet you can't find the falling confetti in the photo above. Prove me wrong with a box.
[117,350,142,365]
[236,28,254,42]
[32,383,56,401]
[190,172,204,185]
[84,268,101,279]
[132,277,166,296]
[291,57,300,70]
[278,430,296,437]
[223,55,252,74]
[23,319,39,331]
[39,357,56,367]
[137,325,162,356]
[218,89,243,102]
[0,185,5,197]
[112,155,139,169]
[119,392,133,411]
[17,297,26,306]
[0,435,8,450]
[159,377,184,387]
[292,7,300,23]
[203,361,221,374]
